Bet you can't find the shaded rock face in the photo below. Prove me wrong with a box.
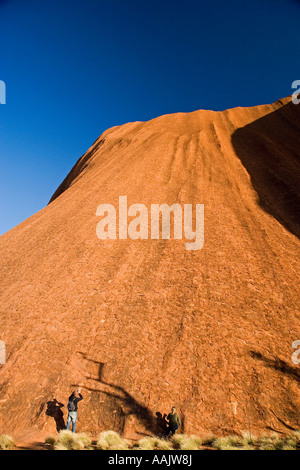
[0,98,300,440]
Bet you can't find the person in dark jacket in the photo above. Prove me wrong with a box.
[167,406,181,436]
[66,388,83,433]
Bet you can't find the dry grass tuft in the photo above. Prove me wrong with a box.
[97,431,130,450]
[45,435,56,446]
[134,436,173,450]
[0,435,15,450]
[171,434,202,450]
[54,430,92,450]
[213,435,245,450]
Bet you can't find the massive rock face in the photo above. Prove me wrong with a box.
[0,97,299,440]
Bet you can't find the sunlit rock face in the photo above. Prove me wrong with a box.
[0,96,299,440]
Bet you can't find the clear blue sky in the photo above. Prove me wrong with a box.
[0,0,299,235]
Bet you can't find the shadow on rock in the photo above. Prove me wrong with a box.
[45,398,65,432]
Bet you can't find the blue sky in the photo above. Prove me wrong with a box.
[0,0,299,235]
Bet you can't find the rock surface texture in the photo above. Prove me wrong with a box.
[0,97,299,440]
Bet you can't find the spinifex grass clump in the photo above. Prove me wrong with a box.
[154,438,174,450]
[211,431,300,451]
[292,430,300,442]
[96,431,130,450]
[172,434,202,450]
[134,436,173,450]
[258,432,300,451]
[258,435,282,451]
[201,434,216,446]
[282,436,298,451]
[213,435,250,450]
[240,431,257,446]
[54,430,92,450]
[0,435,15,450]
[45,435,56,446]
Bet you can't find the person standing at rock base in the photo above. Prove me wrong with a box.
[66,388,83,433]
[166,406,181,436]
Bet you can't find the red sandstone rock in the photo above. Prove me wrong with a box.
[0,97,299,440]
